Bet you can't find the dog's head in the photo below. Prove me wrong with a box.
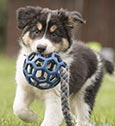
[17,6,85,55]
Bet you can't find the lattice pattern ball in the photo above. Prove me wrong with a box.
[23,52,66,90]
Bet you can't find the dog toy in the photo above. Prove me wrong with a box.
[60,67,75,126]
[23,52,66,89]
[23,52,75,126]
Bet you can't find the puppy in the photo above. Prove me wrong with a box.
[13,6,115,126]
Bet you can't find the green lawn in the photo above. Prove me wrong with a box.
[0,55,115,126]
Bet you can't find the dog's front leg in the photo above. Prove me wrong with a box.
[41,91,63,126]
[13,85,38,122]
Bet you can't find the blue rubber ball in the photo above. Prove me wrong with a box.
[23,52,66,90]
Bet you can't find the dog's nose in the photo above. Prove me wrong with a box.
[37,44,47,53]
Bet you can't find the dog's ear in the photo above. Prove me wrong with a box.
[16,6,42,29]
[66,11,86,28]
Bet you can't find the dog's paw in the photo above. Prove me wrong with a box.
[14,107,38,123]
[21,111,38,123]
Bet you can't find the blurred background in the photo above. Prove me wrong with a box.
[0,1,115,125]
[0,0,115,61]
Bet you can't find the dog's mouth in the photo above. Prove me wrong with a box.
[42,53,51,58]
[40,53,52,58]
[24,52,52,58]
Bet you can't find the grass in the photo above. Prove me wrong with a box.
[0,55,115,126]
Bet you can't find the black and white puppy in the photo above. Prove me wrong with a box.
[13,6,115,126]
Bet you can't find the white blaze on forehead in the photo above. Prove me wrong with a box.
[46,13,52,24]
[43,13,51,38]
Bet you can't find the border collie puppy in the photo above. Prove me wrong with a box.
[13,6,115,126]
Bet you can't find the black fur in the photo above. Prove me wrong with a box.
[16,6,42,29]
[16,6,85,30]
[84,73,103,111]
[104,60,114,74]
[69,42,98,94]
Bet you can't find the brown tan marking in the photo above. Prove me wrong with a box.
[61,38,69,51]
[22,31,32,45]
[37,22,43,31]
[51,38,69,52]
[49,25,57,33]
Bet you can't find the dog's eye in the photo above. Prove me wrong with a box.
[31,26,41,34]
[32,29,41,38]
[34,29,40,34]
[52,32,58,37]
[51,32,62,43]
[29,27,41,39]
